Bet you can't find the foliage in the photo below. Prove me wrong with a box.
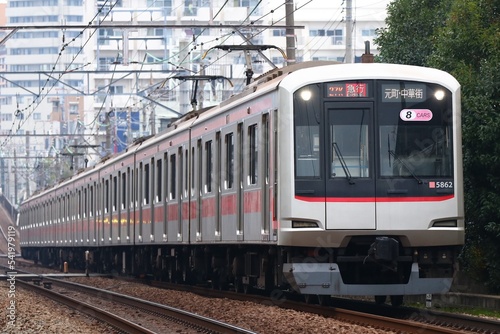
[376,0,500,292]
[374,0,452,65]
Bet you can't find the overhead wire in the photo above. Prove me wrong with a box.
[1,0,118,149]
[4,1,314,161]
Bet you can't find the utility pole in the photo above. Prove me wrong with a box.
[345,0,354,63]
[13,150,18,205]
[105,78,111,155]
[285,0,296,66]
[25,131,30,197]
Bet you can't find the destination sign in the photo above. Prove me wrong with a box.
[382,83,426,102]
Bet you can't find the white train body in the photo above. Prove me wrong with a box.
[19,62,464,300]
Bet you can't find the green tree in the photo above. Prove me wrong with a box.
[375,0,452,66]
[428,0,500,292]
[376,0,500,292]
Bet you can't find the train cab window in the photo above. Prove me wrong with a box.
[225,133,234,189]
[329,109,370,178]
[295,125,320,178]
[294,84,321,178]
[378,81,453,178]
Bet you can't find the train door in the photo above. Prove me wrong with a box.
[236,122,244,241]
[324,102,376,230]
[220,124,239,241]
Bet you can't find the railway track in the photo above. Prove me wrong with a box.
[16,275,257,334]
[4,262,499,333]
[139,280,500,334]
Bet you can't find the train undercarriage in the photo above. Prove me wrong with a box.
[21,236,459,307]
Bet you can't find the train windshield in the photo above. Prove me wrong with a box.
[293,80,454,183]
[378,81,453,178]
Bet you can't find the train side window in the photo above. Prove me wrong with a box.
[83,188,87,218]
[184,149,188,198]
[113,175,118,211]
[78,190,82,219]
[90,185,94,217]
[170,154,176,200]
[225,133,234,189]
[191,146,195,197]
[121,172,126,210]
[163,153,168,202]
[129,168,134,207]
[144,163,150,205]
[134,167,139,208]
[104,179,109,214]
[205,140,213,193]
[248,124,258,185]
[156,158,162,202]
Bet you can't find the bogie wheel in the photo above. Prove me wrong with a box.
[304,294,316,304]
[390,295,404,307]
[374,295,387,305]
[233,277,242,293]
[317,295,331,306]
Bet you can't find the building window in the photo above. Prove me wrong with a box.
[362,29,376,37]
[69,104,79,115]
[272,29,286,37]
[65,15,83,22]
[1,113,13,121]
[309,29,343,44]
[184,0,197,15]
[328,29,343,44]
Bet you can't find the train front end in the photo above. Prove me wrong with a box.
[277,63,464,301]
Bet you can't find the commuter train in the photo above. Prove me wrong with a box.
[18,61,464,306]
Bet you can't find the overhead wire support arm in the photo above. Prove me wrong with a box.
[174,75,233,110]
[203,45,287,85]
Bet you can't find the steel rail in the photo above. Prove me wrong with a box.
[41,277,257,334]
[17,279,156,334]
[145,280,480,334]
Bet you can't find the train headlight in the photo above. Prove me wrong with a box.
[434,89,445,100]
[300,89,312,101]
[292,220,319,228]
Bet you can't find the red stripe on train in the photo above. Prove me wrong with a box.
[295,195,454,202]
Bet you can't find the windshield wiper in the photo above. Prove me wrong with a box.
[388,150,423,184]
[333,142,355,184]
